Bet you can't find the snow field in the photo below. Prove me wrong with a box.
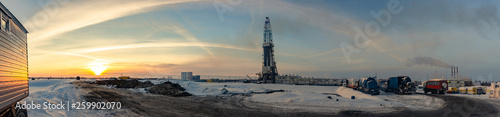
[147,80,446,113]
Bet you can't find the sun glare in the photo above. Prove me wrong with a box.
[87,60,109,75]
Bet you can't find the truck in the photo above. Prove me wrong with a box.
[347,78,360,90]
[423,79,448,94]
[382,76,416,94]
[0,2,30,117]
[360,77,380,95]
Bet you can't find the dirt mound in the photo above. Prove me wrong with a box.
[148,81,192,97]
[95,79,154,88]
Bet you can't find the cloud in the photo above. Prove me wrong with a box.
[71,41,259,53]
[111,62,177,68]
[406,56,455,68]
[146,18,216,56]
[25,0,199,46]
[305,48,341,58]
[393,1,500,39]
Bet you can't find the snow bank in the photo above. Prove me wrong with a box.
[336,87,382,101]
[24,79,107,117]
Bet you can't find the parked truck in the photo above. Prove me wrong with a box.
[382,76,416,94]
[360,77,380,95]
[0,2,30,117]
[423,79,448,94]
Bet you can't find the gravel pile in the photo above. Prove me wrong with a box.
[148,81,192,97]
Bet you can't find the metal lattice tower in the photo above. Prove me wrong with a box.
[258,17,278,83]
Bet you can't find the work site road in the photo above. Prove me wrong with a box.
[338,93,499,117]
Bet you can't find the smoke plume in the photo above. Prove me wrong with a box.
[406,56,455,68]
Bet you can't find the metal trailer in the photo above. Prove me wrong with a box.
[459,86,486,95]
[342,79,348,87]
[332,79,344,86]
[360,77,380,95]
[0,2,29,117]
[459,87,475,95]
[384,76,416,94]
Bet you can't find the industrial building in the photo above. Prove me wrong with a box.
[0,1,29,116]
[181,72,193,81]
[181,72,200,81]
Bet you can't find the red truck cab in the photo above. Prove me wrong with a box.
[423,79,448,94]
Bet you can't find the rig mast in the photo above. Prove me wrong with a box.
[258,17,278,83]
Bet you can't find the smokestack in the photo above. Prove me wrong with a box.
[456,67,458,77]
[451,67,455,78]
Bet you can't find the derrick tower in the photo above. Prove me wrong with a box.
[258,17,278,83]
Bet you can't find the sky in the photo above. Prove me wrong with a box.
[2,0,500,81]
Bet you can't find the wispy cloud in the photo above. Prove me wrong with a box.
[71,41,258,54]
[26,0,199,45]
[147,18,215,56]
[162,26,215,56]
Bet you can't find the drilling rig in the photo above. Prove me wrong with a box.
[257,17,278,83]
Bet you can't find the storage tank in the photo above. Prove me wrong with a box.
[459,87,477,95]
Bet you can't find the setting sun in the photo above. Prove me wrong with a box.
[87,60,109,75]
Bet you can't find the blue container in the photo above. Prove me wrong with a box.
[389,77,399,89]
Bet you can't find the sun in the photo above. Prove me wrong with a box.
[87,60,109,75]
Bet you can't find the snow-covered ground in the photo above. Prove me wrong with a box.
[23,79,106,117]
[141,79,446,113]
[21,79,458,116]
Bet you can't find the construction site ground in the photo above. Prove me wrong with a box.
[72,81,500,117]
